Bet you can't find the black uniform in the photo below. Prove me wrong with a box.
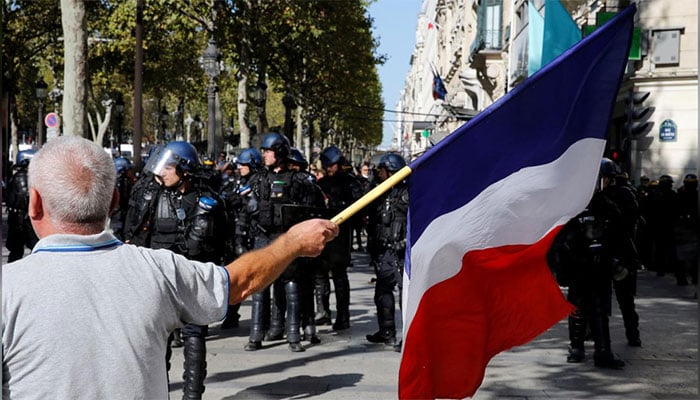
[124,174,225,398]
[676,177,699,285]
[316,170,363,330]
[111,168,135,241]
[648,178,679,277]
[604,180,642,346]
[218,171,255,328]
[5,166,38,262]
[366,179,408,345]
[549,190,626,368]
[244,167,324,351]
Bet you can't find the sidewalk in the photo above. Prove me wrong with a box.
[166,251,698,400]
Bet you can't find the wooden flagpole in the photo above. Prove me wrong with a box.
[331,165,412,225]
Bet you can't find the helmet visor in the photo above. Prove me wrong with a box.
[144,148,185,177]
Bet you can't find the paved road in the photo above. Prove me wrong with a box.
[3,210,698,399]
[166,251,698,400]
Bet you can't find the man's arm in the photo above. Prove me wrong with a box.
[225,218,338,304]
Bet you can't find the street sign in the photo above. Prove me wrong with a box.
[44,112,59,128]
[46,127,59,141]
[659,119,677,142]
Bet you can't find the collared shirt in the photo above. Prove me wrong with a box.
[3,230,229,400]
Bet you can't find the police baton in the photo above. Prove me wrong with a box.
[331,166,412,225]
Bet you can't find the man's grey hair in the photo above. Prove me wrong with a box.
[28,136,116,226]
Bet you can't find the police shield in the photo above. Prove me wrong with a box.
[280,205,351,259]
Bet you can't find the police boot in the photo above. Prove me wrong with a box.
[367,305,396,345]
[245,291,266,351]
[366,329,396,345]
[314,278,331,325]
[591,314,625,369]
[332,276,351,331]
[182,336,207,400]
[566,311,586,363]
[303,325,321,344]
[285,281,304,352]
[266,300,285,341]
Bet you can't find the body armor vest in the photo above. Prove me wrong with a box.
[256,169,296,232]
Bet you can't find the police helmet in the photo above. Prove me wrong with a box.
[320,146,343,168]
[236,148,262,169]
[260,132,290,160]
[113,156,132,175]
[659,174,673,183]
[378,152,406,172]
[288,148,308,170]
[145,141,200,177]
[599,157,619,178]
[16,149,36,167]
[683,173,698,184]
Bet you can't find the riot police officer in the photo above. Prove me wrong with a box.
[218,147,262,329]
[315,146,363,330]
[123,141,225,399]
[6,150,39,262]
[550,158,626,369]
[366,153,408,348]
[111,156,135,241]
[287,148,325,344]
[606,169,642,347]
[676,173,698,285]
[243,133,323,352]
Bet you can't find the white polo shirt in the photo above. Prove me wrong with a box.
[2,231,229,399]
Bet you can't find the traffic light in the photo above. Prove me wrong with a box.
[610,148,621,163]
[624,90,653,139]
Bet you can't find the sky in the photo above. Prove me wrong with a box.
[367,0,424,149]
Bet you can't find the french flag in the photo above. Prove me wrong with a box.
[399,5,635,400]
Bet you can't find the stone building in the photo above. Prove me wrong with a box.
[398,0,697,185]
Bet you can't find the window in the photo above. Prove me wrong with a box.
[483,0,503,50]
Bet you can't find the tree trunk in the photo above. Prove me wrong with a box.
[60,0,88,137]
[237,73,250,149]
[132,0,144,168]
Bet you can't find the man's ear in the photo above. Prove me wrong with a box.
[110,187,120,214]
[28,188,43,220]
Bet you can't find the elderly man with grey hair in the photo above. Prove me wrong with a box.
[2,136,338,399]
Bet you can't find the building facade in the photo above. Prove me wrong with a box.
[398,0,698,186]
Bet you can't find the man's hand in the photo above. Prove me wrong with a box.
[285,218,339,257]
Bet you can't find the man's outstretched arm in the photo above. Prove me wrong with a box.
[225,218,338,304]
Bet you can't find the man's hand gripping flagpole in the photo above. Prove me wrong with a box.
[331,166,413,225]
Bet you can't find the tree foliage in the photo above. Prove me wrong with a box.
[3,0,385,154]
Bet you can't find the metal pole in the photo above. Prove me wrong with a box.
[36,102,44,147]
[207,80,217,157]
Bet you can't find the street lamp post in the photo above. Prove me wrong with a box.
[48,87,63,140]
[115,94,125,147]
[35,78,48,147]
[201,37,220,157]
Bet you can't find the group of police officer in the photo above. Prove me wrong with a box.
[548,159,699,370]
[85,134,409,399]
[7,139,697,383]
